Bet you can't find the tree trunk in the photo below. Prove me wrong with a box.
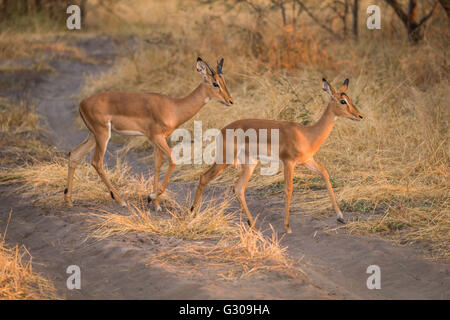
[80,0,86,22]
[407,0,423,42]
[439,0,450,18]
[280,2,287,26]
[1,0,9,19]
[343,0,349,35]
[385,0,438,43]
[353,0,358,39]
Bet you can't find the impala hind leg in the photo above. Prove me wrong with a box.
[148,136,176,211]
[91,127,126,206]
[234,163,257,227]
[303,159,345,223]
[191,163,229,213]
[283,160,295,233]
[148,147,163,211]
[65,134,96,206]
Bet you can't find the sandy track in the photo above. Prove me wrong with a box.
[0,36,448,299]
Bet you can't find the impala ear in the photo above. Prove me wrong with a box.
[340,78,349,92]
[196,57,209,81]
[217,58,224,74]
[322,78,335,96]
[196,57,206,73]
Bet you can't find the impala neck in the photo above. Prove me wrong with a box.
[308,101,337,152]
[173,82,210,127]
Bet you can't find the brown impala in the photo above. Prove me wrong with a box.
[191,78,363,233]
[65,57,233,209]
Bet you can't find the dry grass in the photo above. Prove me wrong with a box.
[77,0,449,259]
[347,202,449,261]
[0,98,41,134]
[0,241,58,300]
[147,223,302,281]
[0,31,96,67]
[88,194,235,240]
[0,98,53,166]
[0,97,57,299]
[87,196,301,280]
[2,0,445,259]
[0,242,58,300]
[0,157,156,207]
[0,213,58,300]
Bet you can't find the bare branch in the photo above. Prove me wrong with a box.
[438,0,450,18]
[295,0,343,39]
[418,1,439,27]
[384,0,409,25]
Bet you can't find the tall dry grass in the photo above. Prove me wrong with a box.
[0,31,96,69]
[77,0,449,259]
[147,223,302,281]
[0,98,58,299]
[0,240,58,300]
[0,98,40,133]
[0,240,58,299]
[89,195,235,240]
[0,98,53,166]
[0,157,155,207]
[87,196,301,280]
[0,212,57,300]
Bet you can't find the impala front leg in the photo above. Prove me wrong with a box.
[304,159,345,223]
[91,129,126,207]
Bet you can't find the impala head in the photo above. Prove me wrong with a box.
[197,57,233,106]
[322,78,363,121]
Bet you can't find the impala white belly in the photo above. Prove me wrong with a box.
[111,127,145,136]
[257,154,280,163]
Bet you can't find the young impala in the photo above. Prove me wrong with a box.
[64,57,233,209]
[191,78,363,233]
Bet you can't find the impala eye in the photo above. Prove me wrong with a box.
[340,99,347,105]
[212,82,220,88]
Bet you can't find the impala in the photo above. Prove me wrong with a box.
[64,57,233,209]
[191,78,363,233]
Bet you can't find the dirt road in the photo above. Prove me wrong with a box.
[0,36,448,299]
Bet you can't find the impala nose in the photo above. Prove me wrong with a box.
[359,115,363,119]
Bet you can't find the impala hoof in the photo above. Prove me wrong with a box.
[337,217,346,224]
[147,195,152,203]
[110,191,115,200]
[190,205,194,212]
[285,225,292,234]
[64,188,68,194]
[156,205,162,212]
